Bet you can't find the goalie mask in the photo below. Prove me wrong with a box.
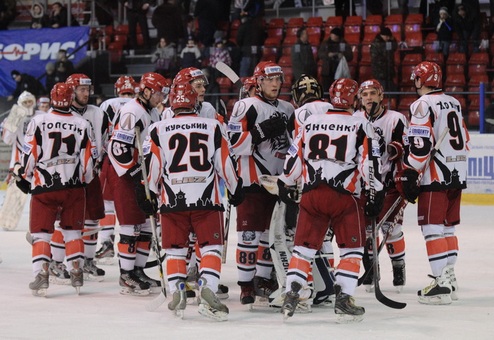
[291,74,323,107]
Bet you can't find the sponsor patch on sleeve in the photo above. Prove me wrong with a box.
[287,143,298,157]
[408,126,430,138]
[22,143,32,155]
[228,122,242,132]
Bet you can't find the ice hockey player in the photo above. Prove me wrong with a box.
[278,78,384,323]
[354,79,408,292]
[0,91,37,231]
[107,72,169,296]
[95,75,139,264]
[396,61,470,305]
[15,82,95,296]
[227,61,294,306]
[141,81,244,321]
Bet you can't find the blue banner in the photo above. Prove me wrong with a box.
[0,26,90,97]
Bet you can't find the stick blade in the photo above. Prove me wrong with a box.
[146,292,167,312]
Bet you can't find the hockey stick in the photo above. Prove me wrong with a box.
[134,128,168,311]
[222,197,231,264]
[367,128,407,309]
[215,61,242,90]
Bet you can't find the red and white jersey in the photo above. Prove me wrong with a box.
[279,108,384,196]
[70,104,109,164]
[227,95,294,188]
[354,107,408,188]
[405,90,470,190]
[291,100,333,137]
[162,101,217,120]
[21,110,95,194]
[2,110,46,169]
[144,114,240,212]
[108,98,159,177]
[100,96,132,135]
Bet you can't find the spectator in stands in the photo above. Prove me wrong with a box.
[120,0,153,51]
[370,27,397,94]
[180,38,202,68]
[291,27,317,83]
[53,49,75,82]
[434,7,454,58]
[236,13,266,77]
[0,0,15,30]
[335,0,355,19]
[453,3,481,54]
[194,0,220,47]
[152,0,184,47]
[209,37,232,81]
[232,0,264,21]
[30,2,50,29]
[49,2,79,28]
[7,70,45,102]
[151,37,177,78]
[317,27,353,94]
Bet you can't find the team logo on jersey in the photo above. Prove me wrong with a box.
[213,232,220,240]
[119,112,137,131]
[242,231,256,242]
[232,101,246,117]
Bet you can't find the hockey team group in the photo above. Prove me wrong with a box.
[0,59,470,323]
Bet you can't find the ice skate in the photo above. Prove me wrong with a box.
[119,270,150,296]
[239,281,255,308]
[362,254,375,293]
[392,259,406,293]
[95,239,115,265]
[168,280,187,319]
[334,284,365,323]
[70,261,84,295]
[133,266,161,294]
[197,278,229,321]
[445,265,458,301]
[29,262,49,297]
[254,275,279,299]
[216,283,229,300]
[281,281,301,319]
[83,258,105,282]
[48,260,70,285]
[418,268,452,305]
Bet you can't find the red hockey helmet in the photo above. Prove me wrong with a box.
[358,79,384,98]
[139,72,171,94]
[65,73,92,90]
[240,76,257,99]
[173,67,209,86]
[329,78,359,109]
[115,75,138,96]
[169,82,198,112]
[410,61,442,88]
[253,61,284,82]
[50,82,74,111]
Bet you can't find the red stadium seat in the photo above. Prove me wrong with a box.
[365,15,383,26]
[402,53,423,65]
[447,52,467,65]
[307,16,323,27]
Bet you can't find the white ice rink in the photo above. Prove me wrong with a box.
[0,193,493,340]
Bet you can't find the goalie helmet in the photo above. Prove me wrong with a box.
[410,61,442,88]
[50,82,74,112]
[65,73,93,92]
[253,61,284,82]
[139,72,170,94]
[329,78,358,109]
[169,82,198,112]
[17,91,36,108]
[291,74,323,106]
[115,76,138,96]
[174,67,209,86]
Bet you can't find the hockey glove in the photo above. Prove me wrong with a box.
[127,163,142,184]
[250,116,286,145]
[395,168,420,203]
[387,141,404,162]
[277,179,299,204]
[15,177,31,194]
[364,190,385,218]
[228,178,245,207]
[134,183,158,216]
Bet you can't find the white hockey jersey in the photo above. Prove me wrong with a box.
[144,114,240,212]
[108,98,160,177]
[279,108,384,196]
[227,95,294,189]
[290,99,333,138]
[162,101,217,120]
[354,107,408,188]
[21,110,96,194]
[405,90,470,190]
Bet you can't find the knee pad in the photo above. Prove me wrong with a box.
[443,225,456,238]
[421,224,444,241]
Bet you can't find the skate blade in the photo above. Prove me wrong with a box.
[148,286,162,294]
[172,309,186,319]
[336,313,364,324]
[83,273,105,282]
[31,288,47,297]
[198,303,228,321]
[418,294,452,305]
[49,277,71,285]
[364,284,375,293]
[216,292,229,300]
[120,287,150,296]
[95,257,116,265]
